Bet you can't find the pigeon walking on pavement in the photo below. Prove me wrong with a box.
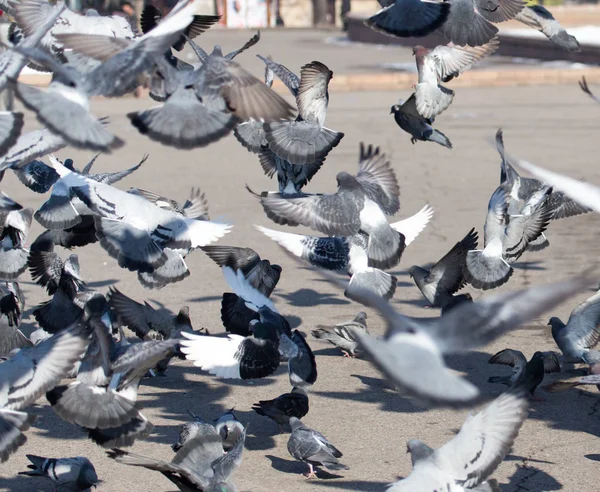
[253,387,309,433]
[19,455,99,491]
[311,312,368,357]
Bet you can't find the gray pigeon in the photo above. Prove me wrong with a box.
[288,330,318,390]
[580,77,600,104]
[390,391,527,490]
[0,281,30,357]
[409,228,478,308]
[108,426,246,491]
[19,455,98,491]
[259,57,344,166]
[0,112,23,161]
[515,5,580,52]
[311,312,368,357]
[338,271,592,406]
[215,408,245,452]
[252,387,309,433]
[488,349,560,399]
[0,195,33,280]
[390,94,452,148]
[172,411,218,452]
[260,143,403,269]
[0,322,91,462]
[287,417,349,478]
[548,288,600,364]
[172,408,243,453]
[365,0,450,39]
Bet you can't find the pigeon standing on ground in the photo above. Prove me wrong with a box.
[19,455,99,491]
[389,391,528,490]
[252,387,309,433]
[172,408,242,452]
[488,349,560,399]
[287,417,349,478]
[390,95,452,149]
[311,312,368,357]
[514,5,580,52]
[548,288,600,364]
[409,228,478,309]
[215,408,245,452]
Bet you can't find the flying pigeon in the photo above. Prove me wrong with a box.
[412,38,499,119]
[364,0,450,39]
[0,282,30,357]
[390,94,452,148]
[409,228,478,308]
[515,5,580,52]
[287,417,349,478]
[108,426,247,491]
[171,412,219,453]
[0,127,66,174]
[389,391,528,490]
[252,387,309,433]
[257,204,433,299]
[19,455,99,491]
[0,195,33,281]
[311,312,369,357]
[488,349,560,399]
[548,288,600,364]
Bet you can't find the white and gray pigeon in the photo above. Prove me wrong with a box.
[0,194,32,280]
[548,288,600,364]
[109,425,247,491]
[412,39,499,119]
[0,322,91,462]
[0,281,30,357]
[172,411,219,452]
[390,94,452,149]
[389,391,528,491]
[257,204,433,300]
[338,272,593,407]
[311,312,369,357]
[258,56,344,166]
[515,5,580,52]
[287,417,349,479]
[364,0,450,39]
[19,455,98,491]
[259,143,404,270]
[214,408,245,452]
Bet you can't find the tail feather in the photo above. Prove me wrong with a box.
[428,128,453,149]
[347,269,397,301]
[464,250,513,291]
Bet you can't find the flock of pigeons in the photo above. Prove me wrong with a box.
[0,0,597,490]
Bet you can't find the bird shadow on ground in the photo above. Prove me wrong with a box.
[311,479,391,491]
[502,464,562,491]
[86,278,120,288]
[312,347,345,357]
[264,455,343,479]
[512,261,546,271]
[445,351,496,392]
[274,289,350,307]
[0,473,53,491]
[585,453,600,462]
[505,454,554,465]
[187,294,223,303]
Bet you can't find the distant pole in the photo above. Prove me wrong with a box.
[312,0,328,26]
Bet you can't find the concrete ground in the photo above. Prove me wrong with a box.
[1,29,600,492]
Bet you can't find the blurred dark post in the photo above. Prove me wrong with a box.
[312,0,329,26]
[341,0,350,30]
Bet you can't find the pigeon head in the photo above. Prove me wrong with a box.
[64,158,75,171]
[64,254,82,280]
[406,439,434,466]
[355,312,367,324]
[176,306,191,325]
[390,104,401,114]
[335,172,360,190]
[211,45,224,57]
[408,265,428,282]
[288,416,304,431]
[531,351,545,361]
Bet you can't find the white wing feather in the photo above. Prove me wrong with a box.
[390,205,433,246]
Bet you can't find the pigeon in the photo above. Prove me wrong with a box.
[441,0,525,47]
[259,142,404,270]
[515,5,580,52]
[412,39,499,119]
[288,330,318,389]
[172,408,242,453]
[171,411,219,453]
[389,391,528,490]
[260,58,344,166]
[0,322,91,462]
[0,112,23,161]
[548,288,600,364]
[252,387,309,433]
[257,204,433,300]
[128,187,210,221]
[409,228,478,308]
[488,349,560,399]
[0,281,30,357]
[287,417,349,478]
[580,77,600,104]
[311,312,369,357]
[0,195,33,280]
[12,0,202,152]
[364,0,450,39]
[333,270,593,406]
[128,32,295,149]
[108,426,247,491]
[19,455,99,491]
[215,408,245,452]
[0,127,66,174]
[390,94,452,148]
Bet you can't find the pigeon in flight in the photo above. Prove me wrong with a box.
[172,408,243,452]
[0,281,30,357]
[390,94,452,149]
[311,312,369,357]
[287,417,349,478]
[488,349,560,400]
[515,5,580,53]
[253,387,309,433]
[0,195,32,280]
[0,322,91,462]
[109,426,247,491]
[336,271,593,406]
[260,143,404,270]
[548,288,600,364]
[258,57,344,166]
[389,391,528,490]
[365,0,450,39]
[19,455,99,491]
[0,127,66,174]
[257,204,432,300]
[409,228,478,309]
[412,38,499,119]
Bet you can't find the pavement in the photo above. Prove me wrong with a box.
[1,29,600,492]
